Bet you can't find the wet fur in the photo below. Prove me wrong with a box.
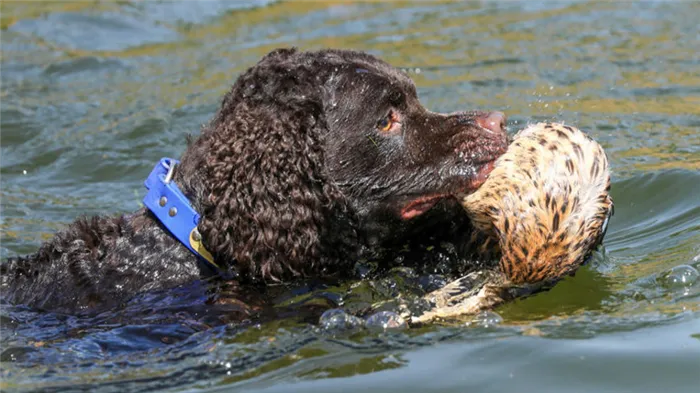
[1,48,507,313]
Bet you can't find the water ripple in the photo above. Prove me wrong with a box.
[2,1,699,392]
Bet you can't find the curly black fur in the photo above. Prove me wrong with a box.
[1,48,508,313]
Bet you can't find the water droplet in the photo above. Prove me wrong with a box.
[365,311,407,331]
[465,311,503,328]
[319,309,364,330]
[660,265,699,289]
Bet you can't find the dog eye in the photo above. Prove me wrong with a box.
[377,111,396,133]
[377,116,393,132]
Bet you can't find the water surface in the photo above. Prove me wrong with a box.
[1,1,699,392]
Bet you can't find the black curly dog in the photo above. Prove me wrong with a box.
[1,48,508,313]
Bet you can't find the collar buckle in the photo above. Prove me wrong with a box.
[143,158,218,269]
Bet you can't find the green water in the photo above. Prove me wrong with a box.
[1,1,699,392]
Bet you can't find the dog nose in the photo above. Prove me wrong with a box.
[476,111,506,134]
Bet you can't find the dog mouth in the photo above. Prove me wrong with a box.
[397,117,509,220]
[399,159,498,220]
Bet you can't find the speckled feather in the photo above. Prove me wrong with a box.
[463,122,613,284]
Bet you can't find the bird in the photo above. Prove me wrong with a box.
[413,122,614,324]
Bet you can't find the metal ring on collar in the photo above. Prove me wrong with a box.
[164,159,176,184]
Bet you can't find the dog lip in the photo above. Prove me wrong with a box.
[451,158,498,196]
[471,160,496,188]
[399,194,447,220]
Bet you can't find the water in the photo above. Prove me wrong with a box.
[1,1,699,392]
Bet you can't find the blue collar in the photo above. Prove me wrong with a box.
[143,158,218,269]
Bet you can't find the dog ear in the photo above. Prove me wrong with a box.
[185,49,361,282]
[196,98,357,282]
